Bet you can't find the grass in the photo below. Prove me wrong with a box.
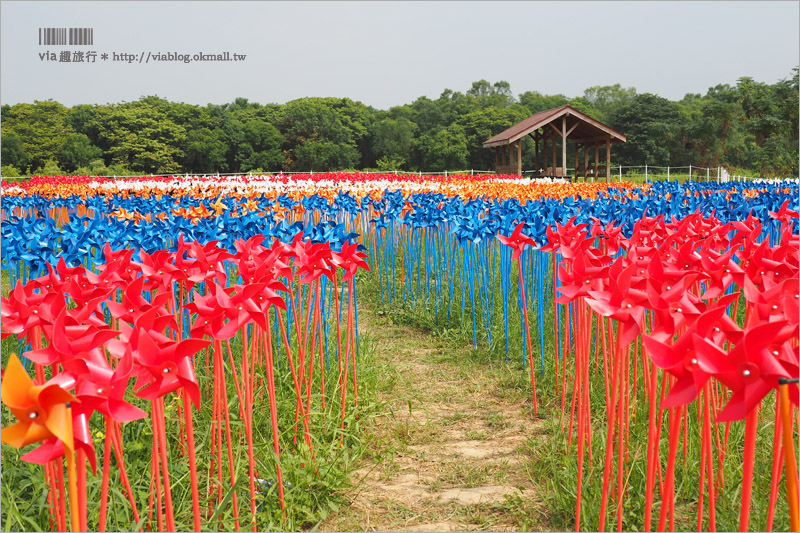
[357,241,795,532]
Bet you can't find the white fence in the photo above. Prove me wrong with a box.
[523,165,772,183]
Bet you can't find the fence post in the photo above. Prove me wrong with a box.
[619,165,622,182]
[706,167,709,182]
[445,170,448,177]
[688,165,691,180]
[667,166,670,181]
[645,164,648,181]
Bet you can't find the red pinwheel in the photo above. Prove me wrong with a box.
[698,243,745,299]
[166,234,211,289]
[97,244,138,289]
[184,288,229,338]
[130,326,209,407]
[1,282,66,340]
[259,240,295,282]
[295,241,335,284]
[697,321,795,422]
[212,282,286,338]
[135,249,177,292]
[28,260,68,294]
[645,294,740,408]
[63,352,147,423]
[744,275,796,323]
[26,308,119,366]
[106,276,171,324]
[555,249,609,302]
[497,223,536,260]
[598,219,627,255]
[186,239,232,286]
[331,241,370,282]
[769,199,799,228]
[584,258,649,346]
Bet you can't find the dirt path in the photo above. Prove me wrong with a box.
[318,304,548,532]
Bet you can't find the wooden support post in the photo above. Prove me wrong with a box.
[551,132,557,176]
[543,134,548,173]
[495,147,499,172]
[574,142,579,181]
[562,116,567,178]
[605,139,611,184]
[517,140,522,176]
[583,143,588,181]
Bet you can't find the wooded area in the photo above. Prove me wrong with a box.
[1,70,797,178]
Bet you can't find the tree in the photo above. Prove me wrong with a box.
[582,84,636,123]
[1,164,22,177]
[33,159,63,176]
[66,104,96,136]
[280,97,371,171]
[375,155,405,171]
[467,80,516,108]
[89,98,186,173]
[1,132,29,172]
[60,133,103,172]
[418,124,468,171]
[294,141,360,171]
[241,120,284,171]
[457,106,528,170]
[518,91,569,115]
[370,117,417,169]
[610,93,685,166]
[184,128,228,173]
[74,158,111,176]
[1,101,71,171]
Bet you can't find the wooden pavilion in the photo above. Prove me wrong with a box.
[482,105,626,181]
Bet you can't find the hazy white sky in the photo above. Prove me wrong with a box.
[1,1,798,109]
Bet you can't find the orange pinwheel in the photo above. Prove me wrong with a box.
[210,195,228,215]
[1,354,76,452]
[240,197,260,214]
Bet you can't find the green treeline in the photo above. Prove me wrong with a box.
[1,70,797,178]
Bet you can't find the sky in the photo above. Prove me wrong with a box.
[1,1,798,109]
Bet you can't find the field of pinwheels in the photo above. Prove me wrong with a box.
[1,172,798,532]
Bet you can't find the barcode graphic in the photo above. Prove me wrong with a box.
[38,27,93,46]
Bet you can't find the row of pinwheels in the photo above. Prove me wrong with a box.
[2,178,795,289]
[1,231,369,532]
[2,172,631,202]
[491,203,799,531]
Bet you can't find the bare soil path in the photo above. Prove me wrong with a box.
[318,303,550,532]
